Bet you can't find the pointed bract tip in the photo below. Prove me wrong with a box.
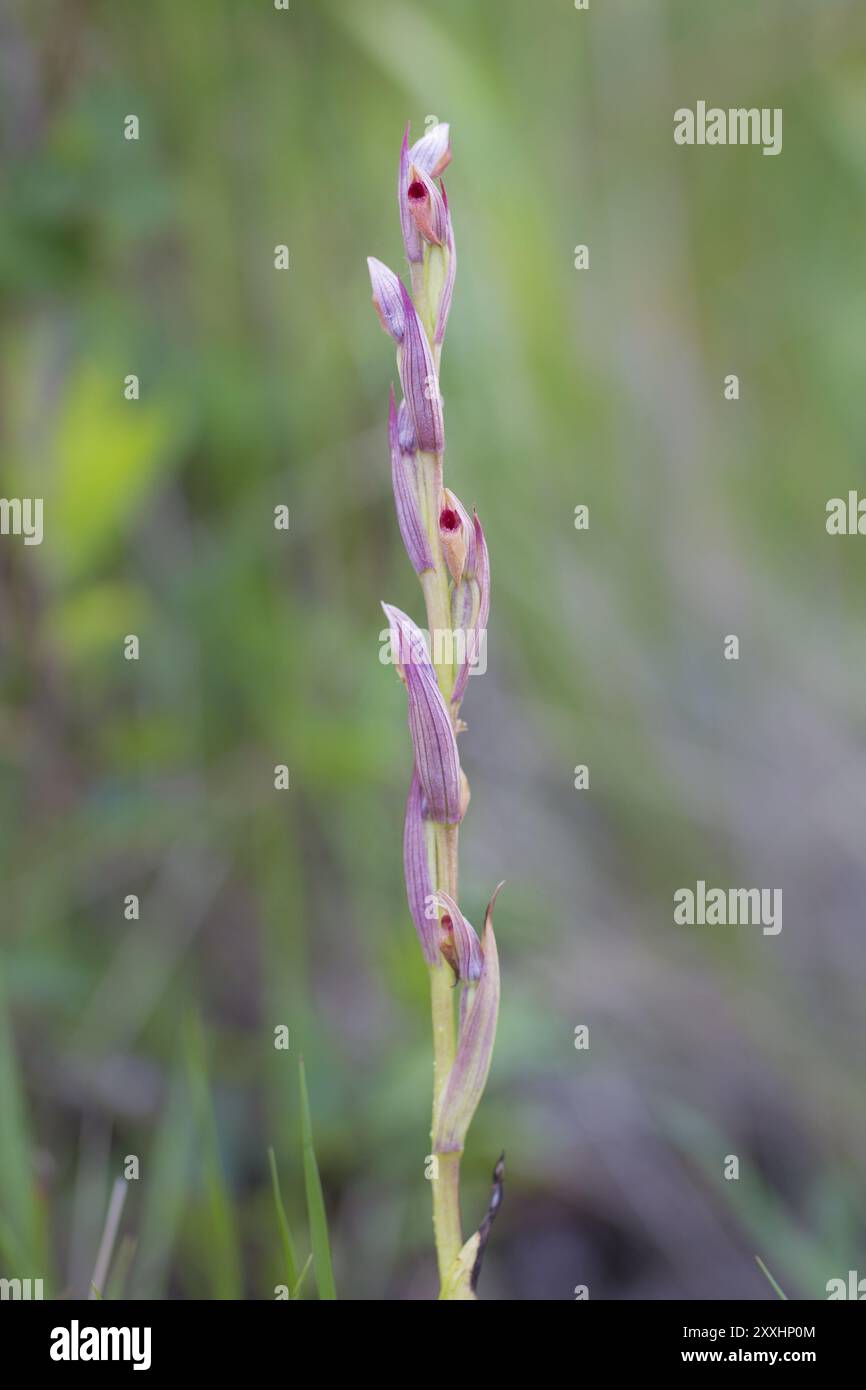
[486,881,506,924]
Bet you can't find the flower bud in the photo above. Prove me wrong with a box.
[367,257,405,343]
[397,282,445,454]
[406,164,448,246]
[438,489,469,584]
[381,603,462,824]
[398,126,456,346]
[433,884,504,1154]
[410,122,451,179]
[432,890,483,984]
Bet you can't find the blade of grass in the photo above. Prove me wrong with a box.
[0,975,41,1272]
[755,1255,789,1300]
[89,1177,128,1300]
[298,1058,336,1300]
[126,1048,197,1298]
[292,1251,313,1300]
[184,1011,243,1300]
[0,1212,26,1272]
[267,1145,299,1291]
[67,1120,111,1297]
[105,1236,138,1301]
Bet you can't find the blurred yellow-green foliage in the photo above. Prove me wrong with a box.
[2,0,866,1299]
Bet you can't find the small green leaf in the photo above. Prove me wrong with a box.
[267,1146,299,1292]
[298,1058,336,1300]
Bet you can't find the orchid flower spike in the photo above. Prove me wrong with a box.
[369,120,501,1298]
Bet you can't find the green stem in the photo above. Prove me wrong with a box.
[410,252,466,1290]
[429,818,462,1283]
[431,1149,462,1283]
[429,959,461,1281]
[417,446,464,1290]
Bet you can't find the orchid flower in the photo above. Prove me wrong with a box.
[368,122,502,1300]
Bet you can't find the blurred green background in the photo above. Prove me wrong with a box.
[2,0,866,1300]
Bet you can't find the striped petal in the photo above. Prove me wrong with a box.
[389,387,433,574]
[397,282,444,453]
[367,257,405,343]
[403,772,439,964]
[398,124,423,264]
[396,397,416,452]
[382,603,462,824]
[434,183,457,345]
[410,122,451,179]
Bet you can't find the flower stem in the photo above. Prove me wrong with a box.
[419,448,464,1291]
[428,961,462,1281]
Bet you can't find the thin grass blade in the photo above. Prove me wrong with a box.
[298,1058,336,1300]
[292,1251,314,1300]
[267,1145,299,1291]
[183,1011,243,1300]
[755,1254,789,1300]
